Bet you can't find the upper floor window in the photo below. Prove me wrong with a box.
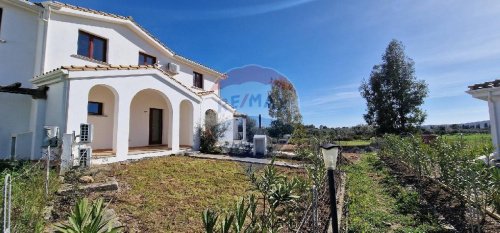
[77,30,107,62]
[138,52,156,66]
[193,72,203,89]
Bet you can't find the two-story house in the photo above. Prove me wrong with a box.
[0,0,242,163]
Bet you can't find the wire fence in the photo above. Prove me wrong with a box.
[296,171,345,233]
[0,146,57,232]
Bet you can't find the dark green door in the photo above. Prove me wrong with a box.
[149,108,163,145]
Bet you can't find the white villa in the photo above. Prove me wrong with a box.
[0,0,246,163]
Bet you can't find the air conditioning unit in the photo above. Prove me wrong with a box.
[78,147,92,167]
[166,62,179,74]
[43,126,59,147]
[80,123,93,143]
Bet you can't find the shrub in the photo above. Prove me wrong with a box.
[380,134,498,228]
[199,120,229,154]
[201,161,308,232]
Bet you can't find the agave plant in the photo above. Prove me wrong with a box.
[202,209,219,233]
[54,198,122,233]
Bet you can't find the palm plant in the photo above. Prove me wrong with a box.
[54,198,122,233]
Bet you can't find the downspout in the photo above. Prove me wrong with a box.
[39,5,51,74]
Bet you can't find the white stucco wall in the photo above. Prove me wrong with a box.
[0,1,40,86]
[44,11,220,94]
[44,81,68,132]
[201,96,235,143]
[0,93,32,159]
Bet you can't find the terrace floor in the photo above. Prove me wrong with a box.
[93,145,193,158]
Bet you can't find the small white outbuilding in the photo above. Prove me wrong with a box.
[467,80,500,162]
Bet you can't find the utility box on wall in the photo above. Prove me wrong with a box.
[43,126,59,147]
[253,135,267,157]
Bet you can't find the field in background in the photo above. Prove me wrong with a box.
[338,139,372,147]
[440,133,492,147]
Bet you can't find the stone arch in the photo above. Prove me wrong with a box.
[129,89,173,148]
[87,84,118,151]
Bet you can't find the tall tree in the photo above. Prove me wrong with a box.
[360,40,428,135]
[267,78,302,124]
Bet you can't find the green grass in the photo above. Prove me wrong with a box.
[0,163,60,233]
[342,153,443,233]
[440,133,490,142]
[107,156,303,233]
[440,133,492,148]
[338,139,372,147]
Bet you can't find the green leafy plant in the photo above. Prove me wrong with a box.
[220,213,234,233]
[202,209,219,233]
[54,198,122,233]
[201,161,307,233]
[199,119,229,154]
[380,134,498,230]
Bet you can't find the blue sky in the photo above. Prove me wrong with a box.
[62,0,500,127]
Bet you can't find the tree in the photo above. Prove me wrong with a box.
[245,117,257,142]
[268,78,302,124]
[360,40,428,135]
[267,120,294,138]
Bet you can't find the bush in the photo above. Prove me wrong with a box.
[380,134,498,228]
[201,161,308,232]
[199,120,229,154]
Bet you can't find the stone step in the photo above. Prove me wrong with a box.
[57,178,119,195]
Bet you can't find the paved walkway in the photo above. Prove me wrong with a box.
[187,153,304,169]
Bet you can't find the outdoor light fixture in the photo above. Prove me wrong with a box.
[321,143,340,170]
[320,143,341,233]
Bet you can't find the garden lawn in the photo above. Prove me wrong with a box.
[343,153,444,232]
[105,156,302,233]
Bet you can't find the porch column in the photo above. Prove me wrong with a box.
[171,102,180,152]
[488,93,500,159]
[233,118,238,140]
[242,117,247,142]
[115,95,132,158]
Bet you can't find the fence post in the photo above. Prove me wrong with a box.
[3,174,12,233]
[312,185,318,233]
[45,145,51,198]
